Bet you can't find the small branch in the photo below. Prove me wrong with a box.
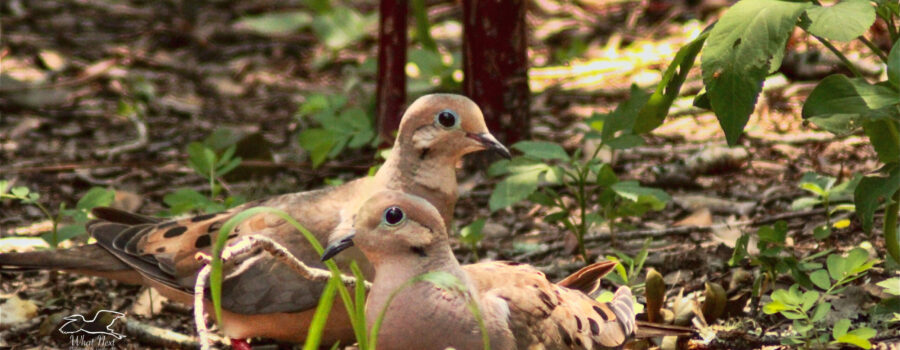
[810,35,864,78]
[95,112,148,157]
[123,318,224,349]
[859,36,888,63]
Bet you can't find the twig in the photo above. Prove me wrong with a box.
[192,236,371,350]
[123,318,224,349]
[516,208,827,261]
[95,112,148,157]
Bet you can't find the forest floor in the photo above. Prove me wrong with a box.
[1,0,898,349]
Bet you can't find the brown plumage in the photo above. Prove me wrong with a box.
[0,94,510,343]
[322,190,636,350]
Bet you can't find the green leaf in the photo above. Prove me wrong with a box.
[0,180,8,196]
[163,188,215,215]
[635,30,709,133]
[792,197,822,210]
[76,187,115,211]
[235,11,312,36]
[701,0,812,145]
[876,277,900,295]
[303,277,338,350]
[810,269,831,290]
[805,0,876,42]
[811,302,831,322]
[834,334,872,349]
[855,165,900,233]
[298,128,339,168]
[781,310,807,319]
[487,159,510,177]
[799,172,836,194]
[729,233,750,266]
[800,290,820,311]
[311,9,376,51]
[827,253,848,281]
[46,225,87,244]
[489,170,542,211]
[11,186,29,198]
[813,225,832,240]
[863,119,900,163]
[606,134,644,150]
[763,300,789,314]
[803,75,900,134]
[833,318,851,339]
[460,218,486,246]
[512,141,570,161]
[889,38,900,89]
[610,181,670,211]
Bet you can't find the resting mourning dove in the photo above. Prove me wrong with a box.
[0,94,511,345]
[321,190,636,350]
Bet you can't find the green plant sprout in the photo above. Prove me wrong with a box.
[296,93,377,168]
[0,181,114,248]
[763,247,880,349]
[603,238,652,291]
[792,172,860,239]
[459,218,486,260]
[163,133,244,216]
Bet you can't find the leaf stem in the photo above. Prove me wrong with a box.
[859,36,888,63]
[810,34,864,79]
[884,189,900,264]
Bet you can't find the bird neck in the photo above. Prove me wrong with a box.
[373,144,459,225]
[369,244,468,300]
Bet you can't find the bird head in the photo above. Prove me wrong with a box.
[322,190,446,263]
[395,94,511,161]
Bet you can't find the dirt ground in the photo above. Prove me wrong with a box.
[1,0,898,349]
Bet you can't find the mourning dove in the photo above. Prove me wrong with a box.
[0,94,510,345]
[321,190,636,349]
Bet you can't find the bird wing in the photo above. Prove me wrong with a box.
[465,261,634,349]
[88,179,370,314]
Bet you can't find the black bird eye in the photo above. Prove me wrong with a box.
[435,110,459,128]
[383,206,405,226]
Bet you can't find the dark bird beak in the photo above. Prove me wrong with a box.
[321,231,356,261]
[467,133,511,159]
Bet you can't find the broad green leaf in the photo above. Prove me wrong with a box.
[833,318,851,339]
[827,253,848,280]
[489,170,542,211]
[11,186,29,198]
[799,172,835,194]
[876,277,900,295]
[76,187,115,211]
[0,180,8,196]
[848,327,877,340]
[863,119,900,163]
[834,334,872,349]
[855,165,900,233]
[803,75,900,134]
[606,134,644,150]
[235,11,313,36]
[512,141,570,161]
[889,38,900,88]
[701,0,812,145]
[298,128,339,168]
[810,269,831,290]
[805,0,876,42]
[844,248,870,273]
[45,225,87,245]
[635,30,709,133]
[487,159,510,177]
[610,181,670,210]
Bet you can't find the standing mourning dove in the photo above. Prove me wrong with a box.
[0,94,511,345]
[321,190,636,349]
